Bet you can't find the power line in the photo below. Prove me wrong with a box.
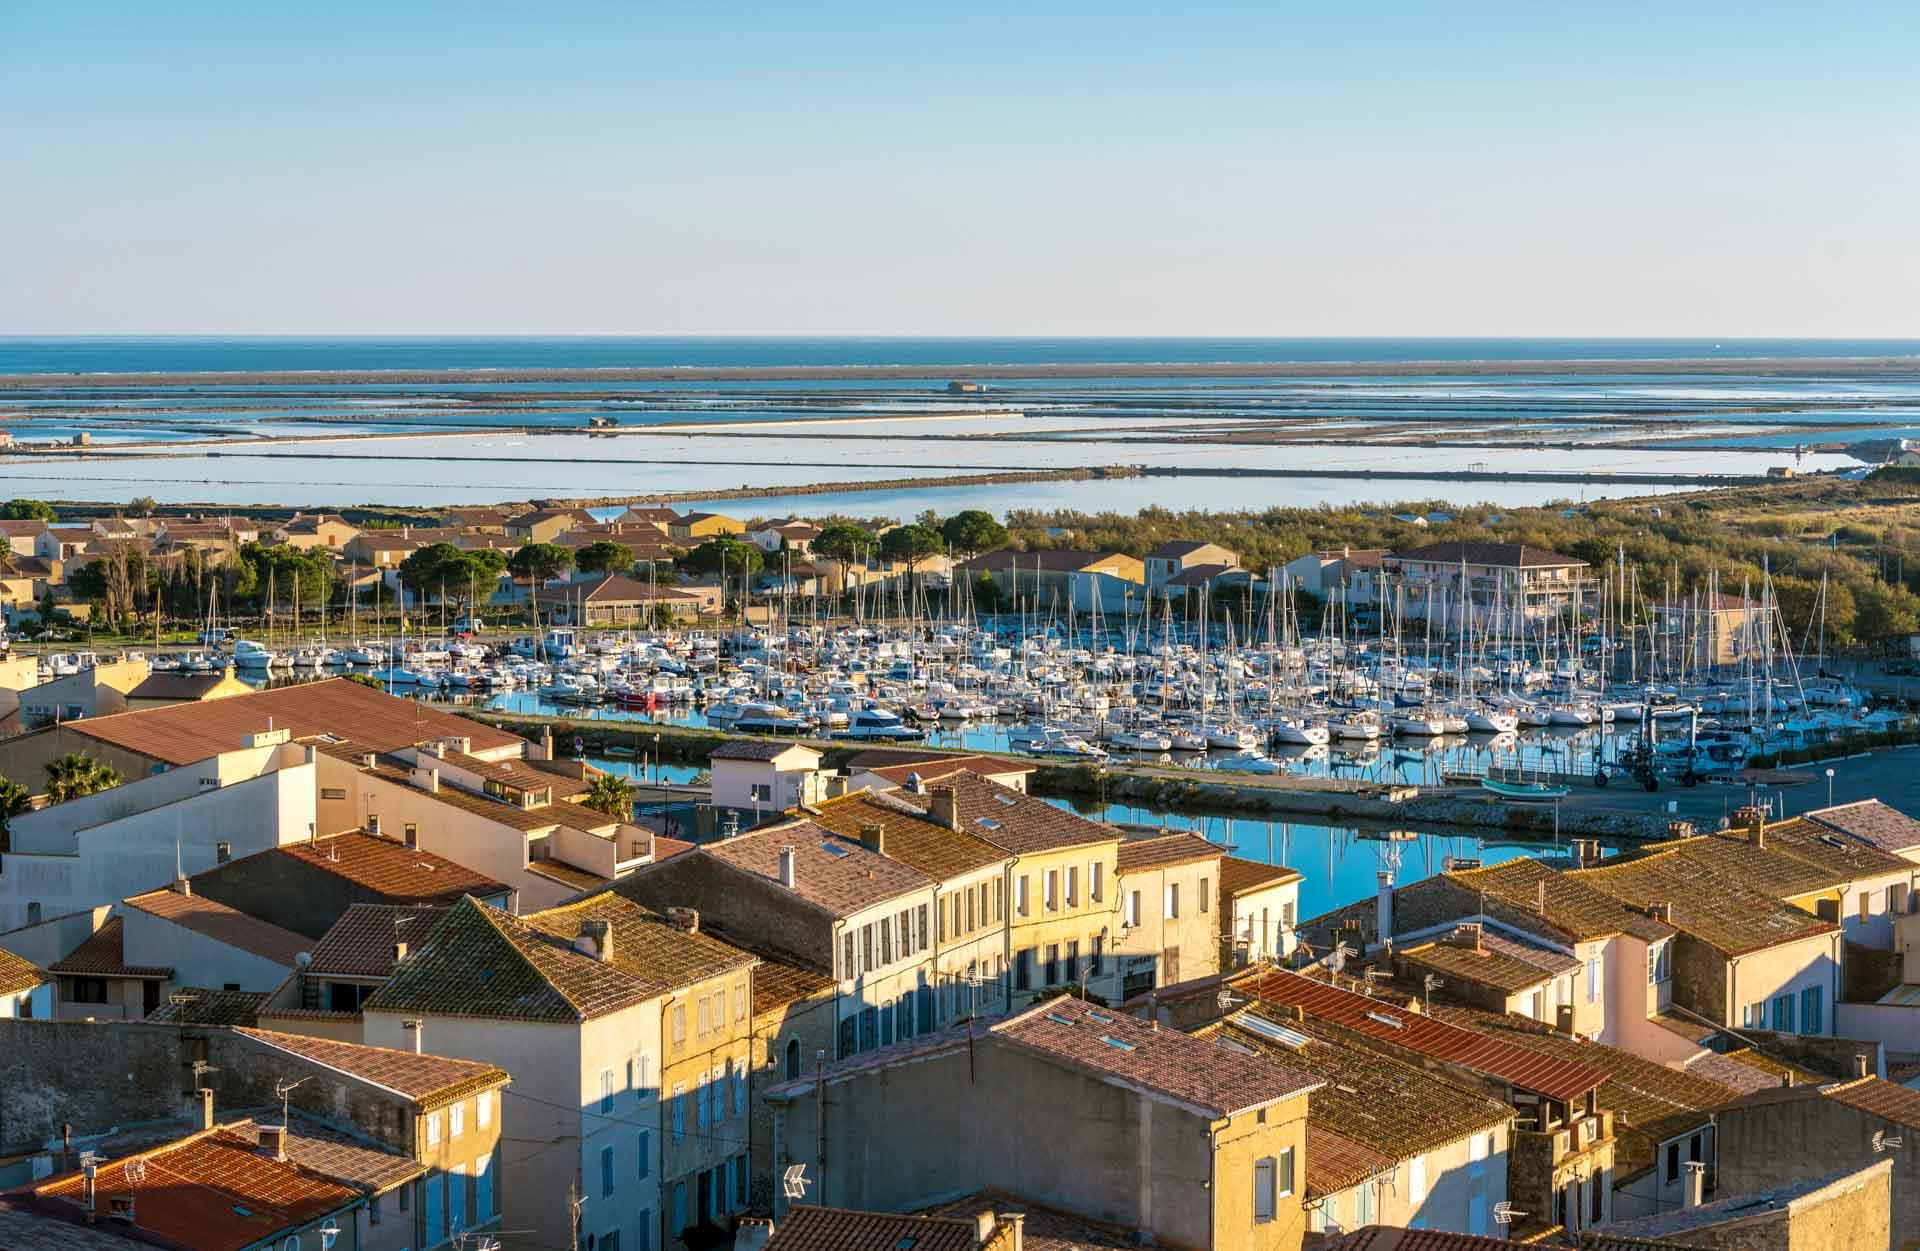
[500,1087,753,1152]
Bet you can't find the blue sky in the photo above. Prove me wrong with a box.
[3,1,1916,335]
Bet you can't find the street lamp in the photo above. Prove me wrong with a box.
[1826,767,1836,809]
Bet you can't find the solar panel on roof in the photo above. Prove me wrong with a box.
[1238,1014,1311,1049]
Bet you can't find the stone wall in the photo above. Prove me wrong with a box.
[620,854,831,968]
[1671,934,1731,1025]
[1844,939,1905,1005]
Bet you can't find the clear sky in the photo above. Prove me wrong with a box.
[3,1,1916,337]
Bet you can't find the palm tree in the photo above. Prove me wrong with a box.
[0,775,31,846]
[582,772,635,820]
[44,753,122,804]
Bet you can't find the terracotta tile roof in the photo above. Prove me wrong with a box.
[1392,540,1585,569]
[305,904,451,979]
[705,819,932,917]
[1754,815,1913,880]
[1306,1123,1395,1197]
[883,771,1119,856]
[1218,855,1303,896]
[0,1203,163,1249]
[1321,1229,1540,1250]
[47,917,171,978]
[572,573,698,603]
[1447,858,1675,943]
[1115,831,1223,874]
[712,739,821,762]
[859,753,1036,783]
[1148,540,1221,558]
[276,831,509,904]
[1681,1047,1824,1094]
[750,951,835,1016]
[808,789,1010,881]
[763,1205,981,1251]
[124,888,311,967]
[1808,799,1920,855]
[61,676,521,766]
[919,1193,1135,1251]
[1398,931,1579,994]
[1164,563,1236,588]
[525,892,756,989]
[0,947,47,996]
[844,748,1035,776]
[1570,850,1837,956]
[365,896,662,1023]
[228,1112,421,1192]
[990,994,1321,1118]
[235,1026,509,1110]
[1820,1075,1920,1127]
[957,549,1134,575]
[1425,1004,1734,1180]
[125,672,238,701]
[1236,968,1605,1102]
[655,835,697,859]
[434,750,594,798]
[31,1128,360,1251]
[1205,1013,1510,1163]
[1629,829,1847,899]
[143,987,270,1026]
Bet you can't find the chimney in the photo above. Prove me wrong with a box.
[258,1123,287,1162]
[667,907,700,934]
[905,770,924,795]
[1376,871,1395,953]
[1668,819,1695,840]
[82,1159,97,1216]
[1682,1160,1705,1209]
[538,726,554,761]
[1005,1213,1025,1251]
[778,845,797,889]
[393,941,409,964]
[1556,1003,1575,1037]
[577,918,614,961]
[1855,1053,1872,1078]
[171,875,192,896]
[1278,1003,1305,1024]
[929,785,959,832]
[735,1217,775,1251]
[825,773,849,800]
[859,822,888,856]
[195,1088,215,1131]
[1735,804,1768,847]
[1647,900,1673,924]
[403,1018,424,1053]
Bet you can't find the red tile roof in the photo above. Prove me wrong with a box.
[47,917,171,978]
[1218,855,1303,896]
[234,1027,509,1110]
[991,994,1321,1118]
[1115,831,1223,874]
[59,676,522,766]
[304,904,451,979]
[1821,1075,1920,1128]
[32,1129,360,1251]
[1306,1123,1395,1197]
[0,948,47,997]
[764,1205,981,1251]
[279,831,509,903]
[1237,969,1606,1103]
[123,888,311,967]
[856,752,1037,783]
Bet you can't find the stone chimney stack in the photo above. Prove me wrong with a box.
[929,786,960,833]
[779,845,797,889]
[1735,804,1768,848]
[860,822,888,856]
[1683,1160,1706,1209]
[403,1019,424,1053]
[577,918,614,961]
[667,907,700,935]
[196,1088,215,1131]
[258,1123,287,1162]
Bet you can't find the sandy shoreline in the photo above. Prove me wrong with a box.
[4,355,1920,388]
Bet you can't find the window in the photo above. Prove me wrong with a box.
[601,1146,615,1197]
[1587,957,1600,1004]
[450,1164,468,1234]
[963,890,974,933]
[1166,883,1180,919]
[735,1153,750,1206]
[1126,890,1141,927]
[1090,933,1105,976]
[1200,876,1211,913]
[881,916,894,965]
[750,783,772,803]
[478,1090,492,1128]
[698,996,711,1035]
[735,985,748,1022]
[862,923,875,972]
[630,1053,650,1100]
[733,1058,748,1115]
[426,1172,445,1241]
[637,1129,651,1179]
[841,932,855,979]
[1801,985,1824,1035]
[638,1209,653,1251]
[1254,1157,1277,1223]
[1772,993,1795,1033]
[995,876,1005,918]
[697,1073,711,1128]
[1892,884,1909,916]
[1409,1154,1427,1204]
[671,1084,686,1139]
[918,903,930,950]
[1090,861,1104,903]
[1066,866,1079,908]
[1045,870,1059,911]
[450,1101,466,1138]
[672,1004,686,1044]
[427,1111,442,1147]
[1665,1142,1680,1183]
[1743,1002,1764,1029]
[940,896,951,941]
[1015,948,1033,990]
[601,1069,615,1114]
[784,1038,802,1081]
[1065,940,1080,985]
[1648,941,1672,985]
[1356,1178,1374,1223]
[1860,890,1872,923]
[1044,944,1060,986]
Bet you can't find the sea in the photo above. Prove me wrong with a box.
[4,335,1920,375]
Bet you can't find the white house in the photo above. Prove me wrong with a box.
[709,741,824,820]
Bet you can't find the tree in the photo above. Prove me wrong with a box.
[0,776,30,841]
[0,499,56,522]
[582,772,635,819]
[44,754,122,804]
[399,543,504,611]
[127,496,159,518]
[68,545,149,630]
[940,510,1008,560]
[575,541,635,576]
[678,537,763,579]
[1854,583,1920,648]
[812,523,873,565]
[236,542,332,612]
[508,542,575,585]
[879,524,945,579]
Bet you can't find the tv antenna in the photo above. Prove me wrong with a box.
[274,1076,310,1127]
[1217,988,1247,1014]
[120,1158,146,1223]
[1493,1201,1527,1226]
[782,1163,812,1199]
[318,1219,342,1250]
[1874,1130,1904,1153]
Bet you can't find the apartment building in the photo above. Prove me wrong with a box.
[1385,541,1593,629]
[1221,854,1304,966]
[1113,830,1225,995]
[765,995,1322,1251]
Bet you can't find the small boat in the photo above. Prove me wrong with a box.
[1479,778,1571,801]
